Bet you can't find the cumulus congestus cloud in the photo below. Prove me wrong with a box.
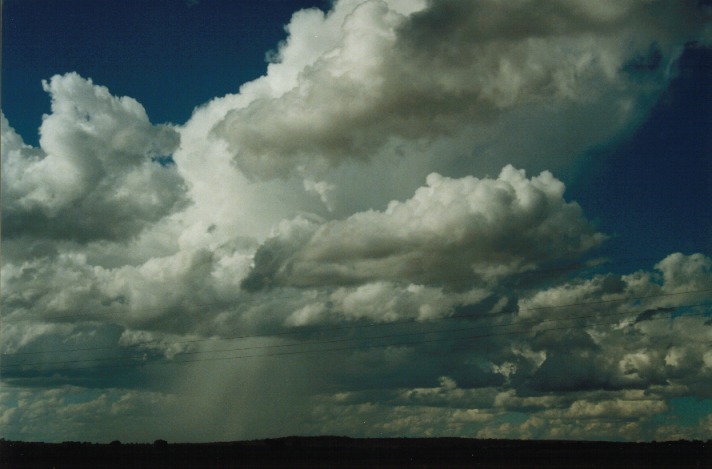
[210,0,708,179]
[1,73,186,242]
[242,165,605,291]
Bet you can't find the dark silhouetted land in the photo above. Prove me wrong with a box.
[1,436,710,468]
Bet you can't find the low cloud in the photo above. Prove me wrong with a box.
[242,166,605,291]
[517,253,712,394]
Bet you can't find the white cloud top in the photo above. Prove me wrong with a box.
[208,0,707,179]
[2,74,184,241]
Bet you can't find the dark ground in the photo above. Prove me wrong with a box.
[1,436,710,468]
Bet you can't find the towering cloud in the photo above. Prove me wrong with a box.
[208,0,708,179]
[1,74,185,242]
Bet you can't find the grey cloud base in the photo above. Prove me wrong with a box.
[242,166,605,291]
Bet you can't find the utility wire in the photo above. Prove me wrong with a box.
[1,302,707,369]
[151,309,712,365]
[3,287,710,359]
[2,298,709,372]
[2,309,708,373]
[0,256,669,325]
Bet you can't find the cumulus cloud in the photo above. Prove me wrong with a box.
[208,0,708,179]
[2,247,710,441]
[518,252,712,321]
[0,241,256,335]
[284,282,489,326]
[279,253,708,439]
[1,73,186,242]
[0,386,180,442]
[242,165,605,291]
[2,0,711,444]
[513,253,712,394]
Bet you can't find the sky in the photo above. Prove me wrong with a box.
[1,0,711,443]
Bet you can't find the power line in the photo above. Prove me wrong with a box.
[0,256,671,325]
[2,298,709,373]
[151,309,711,365]
[3,309,708,373]
[4,287,710,359]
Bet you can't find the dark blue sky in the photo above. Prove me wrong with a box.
[569,46,712,265]
[2,0,326,141]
